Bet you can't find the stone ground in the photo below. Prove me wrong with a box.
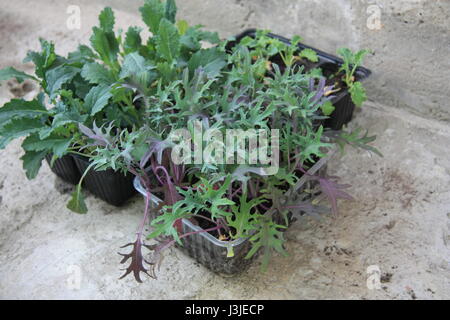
[0,0,449,299]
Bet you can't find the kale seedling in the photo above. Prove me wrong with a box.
[337,48,371,107]
[238,31,319,70]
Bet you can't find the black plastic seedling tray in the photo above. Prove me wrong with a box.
[73,154,137,207]
[46,153,136,206]
[45,154,81,185]
[232,29,372,130]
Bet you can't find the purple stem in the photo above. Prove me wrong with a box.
[155,165,171,182]
[137,191,152,236]
[231,186,243,198]
[248,180,256,198]
[156,224,225,252]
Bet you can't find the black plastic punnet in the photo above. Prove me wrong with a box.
[73,155,137,206]
[45,154,81,185]
[231,29,372,130]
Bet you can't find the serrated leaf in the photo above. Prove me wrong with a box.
[300,48,319,63]
[349,81,367,107]
[124,26,143,54]
[0,117,45,142]
[150,206,190,244]
[308,68,323,78]
[119,238,156,282]
[23,39,56,79]
[291,35,303,46]
[197,30,220,44]
[317,175,354,217]
[337,47,353,65]
[180,33,201,52]
[155,18,180,62]
[67,45,98,63]
[299,126,331,163]
[140,0,165,34]
[0,98,47,127]
[354,49,371,66]
[99,7,115,32]
[120,52,156,88]
[188,48,227,79]
[81,62,115,85]
[84,85,112,116]
[39,110,88,139]
[200,176,234,219]
[329,128,383,157]
[119,52,153,78]
[52,110,87,129]
[22,134,72,158]
[72,75,92,99]
[20,150,47,180]
[0,67,38,83]
[156,61,176,83]
[90,27,119,70]
[45,65,80,99]
[274,168,297,186]
[226,194,262,239]
[164,0,177,23]
[320,100,335,116]
[245,217,288,271]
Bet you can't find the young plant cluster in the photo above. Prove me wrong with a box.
[0,0,379,282]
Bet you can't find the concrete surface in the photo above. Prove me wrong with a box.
[0,0,449,299]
